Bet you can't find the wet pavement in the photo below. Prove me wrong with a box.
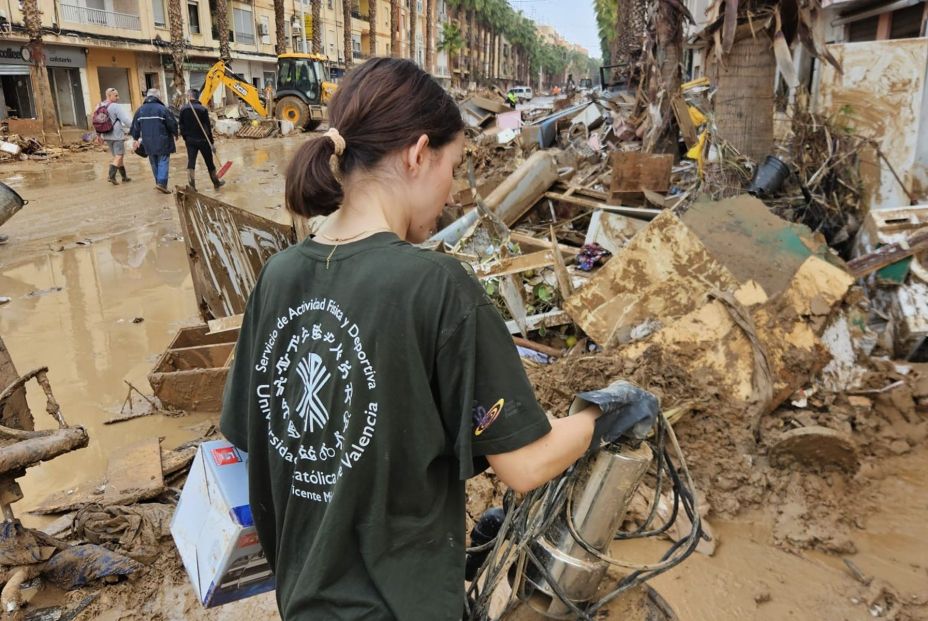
[0,135,311,522]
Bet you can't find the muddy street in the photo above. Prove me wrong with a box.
[0,133,925,621]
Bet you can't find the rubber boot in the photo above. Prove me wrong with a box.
[107,164,119,185]
[209,169,225,189]
[186,169,196,191]
[118,166,131,182]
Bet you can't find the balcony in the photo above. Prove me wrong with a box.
[350,9,369,20]
[60,3,142,30]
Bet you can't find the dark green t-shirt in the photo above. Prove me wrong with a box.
[220,232,551,620]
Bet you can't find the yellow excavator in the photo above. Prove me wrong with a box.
[199,54,336,130]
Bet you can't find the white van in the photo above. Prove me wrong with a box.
[508,86,534,102]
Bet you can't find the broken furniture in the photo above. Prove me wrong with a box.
[148,325,239,412]
[147,189,298,412]
[0,337,88,521]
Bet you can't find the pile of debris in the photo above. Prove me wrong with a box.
[4,75,926,616]
[0,120,101,163]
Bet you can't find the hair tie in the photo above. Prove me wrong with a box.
[324,127,345,183]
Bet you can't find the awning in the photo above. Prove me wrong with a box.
[0,65,29,76]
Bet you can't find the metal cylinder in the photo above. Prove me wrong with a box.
[523,441,653,618]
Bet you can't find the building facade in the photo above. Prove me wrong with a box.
[0,0,581,135]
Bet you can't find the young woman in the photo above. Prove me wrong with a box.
[220,58,645,620]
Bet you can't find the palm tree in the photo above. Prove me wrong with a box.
[369,0,378,55]
[274,0,287,54]
[216,0,231,59]
[594,0,618,64]
[437,21,463,84]
[424,0,434,73]
[21,0,58,138]
[391,0,401,57]
[344,0,354,67]
[168,0,186,107]
[312,0,322,54]
[409,0,417,61]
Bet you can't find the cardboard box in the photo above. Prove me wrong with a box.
[171,440,275,607]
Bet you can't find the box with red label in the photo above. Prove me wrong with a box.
[170,440,275,607]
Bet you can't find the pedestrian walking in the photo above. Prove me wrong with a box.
[130,88,178,194]
[92,87,133,185]
[220,57,653,620]
[178,89,224,191]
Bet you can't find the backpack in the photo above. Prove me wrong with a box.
[92,102,114,133]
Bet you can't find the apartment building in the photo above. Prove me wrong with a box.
[0,0,451,135]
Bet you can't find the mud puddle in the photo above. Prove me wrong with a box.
[0,134,311,265]
[0,223,217,523]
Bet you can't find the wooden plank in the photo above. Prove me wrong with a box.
[207,313,244,335]
[474,250,556,279]
[847,229,928,278]
[469,94,508,114]
[544,192,661,220]
[103,437,164,505]
[609,152,673,195]
[510,231,581,256]
[505,309,571,335]
[550,226,574,297]
[31,445,197,515]
[499,275,529,338]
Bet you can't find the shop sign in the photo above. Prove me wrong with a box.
[0,42,86,68]
[161,55,216,72]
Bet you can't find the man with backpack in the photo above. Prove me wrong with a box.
[130,88,179,194]
[93,88,133,185]
[178,89,224,191]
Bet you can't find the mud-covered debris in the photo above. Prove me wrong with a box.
[769,426,859,472]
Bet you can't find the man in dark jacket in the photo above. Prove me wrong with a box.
[178,89,224,190]
[130,88,178,194]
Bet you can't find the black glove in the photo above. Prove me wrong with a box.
[569,381,660,453]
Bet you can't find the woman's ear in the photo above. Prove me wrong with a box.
[404,134,431,175]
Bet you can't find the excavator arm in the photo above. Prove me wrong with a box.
[199,61,270,118]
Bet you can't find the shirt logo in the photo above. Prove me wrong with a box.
[474,399,504,436]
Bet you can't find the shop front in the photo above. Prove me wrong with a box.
[87,48,141,109]
[162,55,218,103]
[0,42,90,127]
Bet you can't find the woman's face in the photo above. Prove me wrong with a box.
[404,132,465,243]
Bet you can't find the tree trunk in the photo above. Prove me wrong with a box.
[469,10,477,83]
[274,0,287,54]
[217,0,231,59]
[21,0,59,141]
[409,0,417,62]
[707,32,776,163]
[344,0,353,67]
[391,0,400,57]
[425,0,434,73]
[369,0,377,55]
[312,0,322,54]
[642,2,688,153]
[168,0,186,107]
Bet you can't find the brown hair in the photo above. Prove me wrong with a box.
[285,58,464,217]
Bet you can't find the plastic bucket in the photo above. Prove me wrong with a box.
[0,181,26,228]
[747,156,790,198]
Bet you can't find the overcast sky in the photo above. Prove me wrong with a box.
[508,0,601,59]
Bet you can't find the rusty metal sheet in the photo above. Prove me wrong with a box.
[176,188,295,322]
